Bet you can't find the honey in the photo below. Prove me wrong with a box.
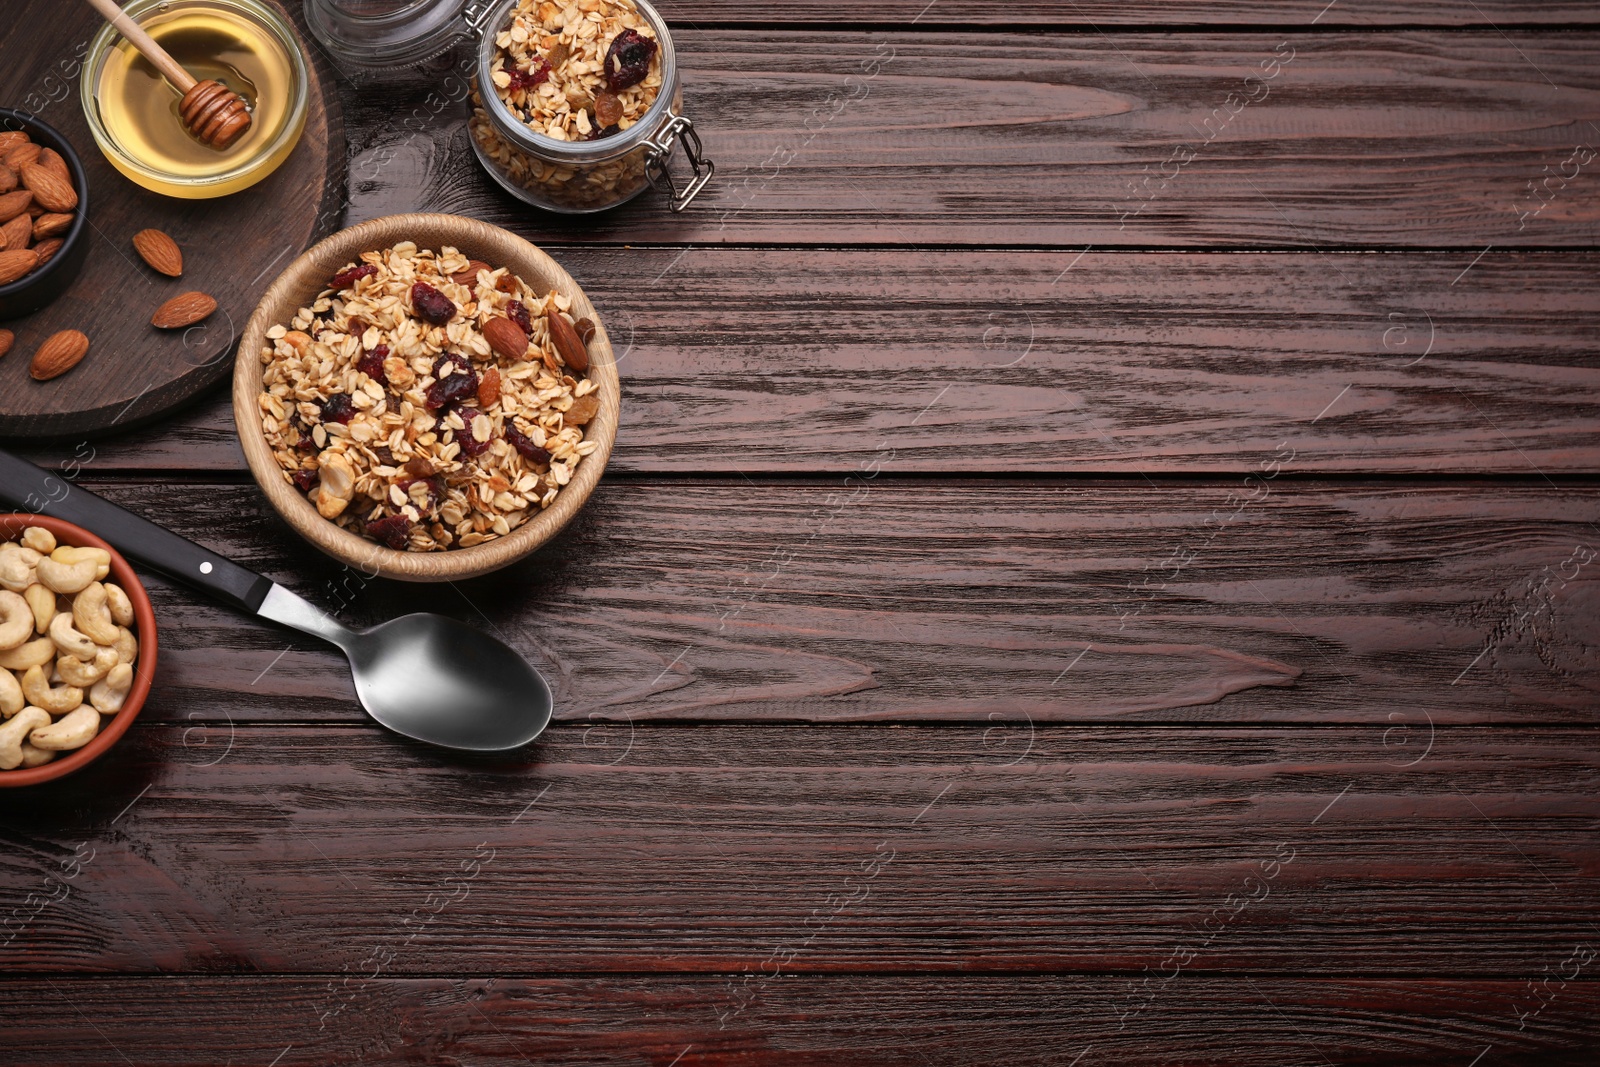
[87,0,307,198]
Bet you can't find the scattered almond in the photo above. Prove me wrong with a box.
[29,329,88,381]
[3,143,40,171]
[0,164,14,195]
[482,316,529,361]
[0,189,31,223]
[37,147,70,185]
[32,213,71,240]
[151,290,217,329]
[545,307,589,373]
[132,228,183,277]
[33,238,62,266]
[0,247,38,285]
[0,214,30,252]
[0,329,12,359]
[450,259,492,286]
[0,132,28,154]
[20,162,76,213]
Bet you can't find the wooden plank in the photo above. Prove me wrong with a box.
[8,976,1600,1066]
[62,479,1600,727]
[634,2,1600,26]
[21,251,1600,472]
[339,32,1600,247]
[4,725,1598,975]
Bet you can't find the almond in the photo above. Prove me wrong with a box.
[132,228,182,277]
[0,247,37,284]
[34,238,62,266]
[0,132,29,154]
[32,212,71,240]
[0,189,31,223]
[37,148,70,185]
[0,164,14,195]
[0,213,30,252]
[0,329,12,359]
[29,329,88,381]
[3,143,40,171]
[450,259,492,286]
[545,307,589,373]
[482,316,528,362]
[20,163,76,213]
[151,290,217,329]
[477,366,502,408]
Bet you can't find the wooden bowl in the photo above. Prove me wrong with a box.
[232,213,620,582]
[0,513,158,788]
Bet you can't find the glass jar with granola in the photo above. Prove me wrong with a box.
[303,0,713,213]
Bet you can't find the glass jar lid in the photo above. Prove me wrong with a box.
[303,0,483,69]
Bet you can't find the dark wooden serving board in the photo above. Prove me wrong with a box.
[0,0,344,440]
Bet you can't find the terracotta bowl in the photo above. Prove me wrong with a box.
[0,514,158,788]
[232,213,620,582]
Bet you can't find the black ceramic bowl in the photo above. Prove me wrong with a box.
[0,108,89,320]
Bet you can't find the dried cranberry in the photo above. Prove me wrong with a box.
[506,299,531,335]
[288,414,317,453]
[411,282,456,325]
[503,421,551,466]
[357,343,390,386]
[584,122,621,141]
[454,408,492,459]
[329,263,377,290]
[365,513,413,549]
[505,55,550,93]
[319,393,356,425]
[603,29,656,91]
[424,352,478,412]
[291,468,318,493]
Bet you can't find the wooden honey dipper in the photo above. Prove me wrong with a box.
[84,0,253,150]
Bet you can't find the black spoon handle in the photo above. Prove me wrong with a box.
[0,447,273,613]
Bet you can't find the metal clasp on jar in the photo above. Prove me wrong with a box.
[643,113,713,212]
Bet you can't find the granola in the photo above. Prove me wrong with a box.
[489,0,662,143]
[258,243,602,553]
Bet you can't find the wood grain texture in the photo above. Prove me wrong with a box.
[19,250,1600,474]
[342,31,1600,247]
[3,725,1597,974]
[0,0,346,438]
[45,479,1600,727]
[7,976,1600,1065]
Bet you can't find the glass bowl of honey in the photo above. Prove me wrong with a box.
[80,0,309,199]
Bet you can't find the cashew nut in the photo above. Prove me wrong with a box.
[0,707,50,768]
[0,590,32,650]
[317,451,357,519]
[51,545,111,581]
[22,664,81,715]
[90,663,133,714]
[104,583,134,628]
[0,667,21,718]
[36,556,97,595]
[48,612,97,661]
[0,544,38,593]
[57,647,118,687]
[72,583,121,646]
[0,637,56,671]
[29,704,100,751]
[19,741,54,767]
[24,584,54,634]
[113,627,138,666]
[20,526,55,555]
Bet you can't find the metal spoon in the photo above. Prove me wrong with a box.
[0,448,552,752]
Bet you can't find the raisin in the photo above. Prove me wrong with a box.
[424,352,478,412]
[319,394,355,425]
[548,41,570,68]
[507,299,531,335]
[504,421,551,466]
[357,343,390,387]
[395,473,446,517]
[454,408,492,458]
[329,263,377,290]
[505,55,551,93]
[411,281,456,325]
[594,89,623,128]
[603,29,657,91]
[365,513,413,550]
[404,456,437,478]
[373,446,397,467]
[584,122,620,142]
[574,317,597,344]
[291,468,318,493]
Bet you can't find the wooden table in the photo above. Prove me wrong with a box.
[7,1,1600,1062]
